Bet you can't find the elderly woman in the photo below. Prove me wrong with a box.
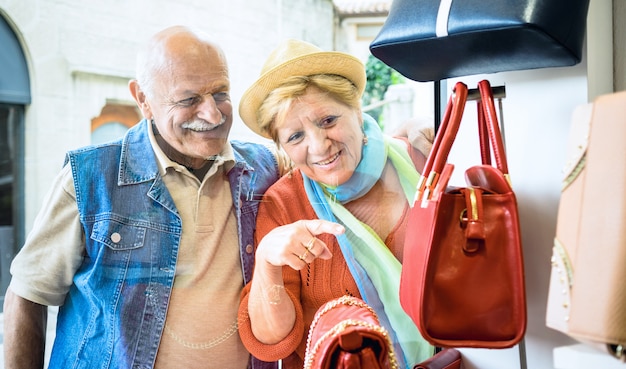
[237,39,433,369]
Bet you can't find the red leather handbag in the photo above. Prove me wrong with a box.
[400,80,526,348]
[303,296,398,369]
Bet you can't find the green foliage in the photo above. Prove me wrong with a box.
[362,55,405,125]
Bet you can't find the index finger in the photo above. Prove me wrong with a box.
[301,219,345,237]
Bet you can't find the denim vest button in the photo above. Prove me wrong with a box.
[111,232,121,243]
[246,244,253,254]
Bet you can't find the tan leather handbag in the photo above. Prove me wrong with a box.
[546,91,626,361]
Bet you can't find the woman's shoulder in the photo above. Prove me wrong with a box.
[257,169,317,229]
[265,168,305,196]
[262,169,311,211]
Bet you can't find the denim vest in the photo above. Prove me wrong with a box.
[49,120,279,369]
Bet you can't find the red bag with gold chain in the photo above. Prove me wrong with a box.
[303,295,398,369]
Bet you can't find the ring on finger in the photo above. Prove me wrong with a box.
[305,237,317,251]
[298,250,309,261]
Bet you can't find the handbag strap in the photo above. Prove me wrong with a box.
[477,80,510,178]
[477,97,491,166]
[419,80,511,201]
[416,82,467,198]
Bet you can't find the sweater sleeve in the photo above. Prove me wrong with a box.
[394,136,427,173]
[238,281,305,361]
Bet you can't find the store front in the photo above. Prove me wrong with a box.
[0,15,30,309]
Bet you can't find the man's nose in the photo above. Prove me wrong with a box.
[197,96,223,124]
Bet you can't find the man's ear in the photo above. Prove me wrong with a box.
[129,79,152,120]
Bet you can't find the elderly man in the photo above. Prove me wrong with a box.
[3,26,287,369]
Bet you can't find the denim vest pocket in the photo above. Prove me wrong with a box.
[91,218,147,250]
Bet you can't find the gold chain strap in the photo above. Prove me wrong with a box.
[309,296,379,330]
[305,295,379,352]
[303,296,399,369]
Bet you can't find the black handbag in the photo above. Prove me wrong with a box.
[370,0,591,82]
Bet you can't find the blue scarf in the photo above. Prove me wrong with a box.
[302,114,433,368]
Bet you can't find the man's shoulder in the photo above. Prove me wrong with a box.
[230,139,271,153]
[65,121,149,164]
[230,140,276,166]
[64,140,123,166]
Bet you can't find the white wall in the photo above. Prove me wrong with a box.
[0,0,335,231]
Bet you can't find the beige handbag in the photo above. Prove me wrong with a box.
[546,91,626,361]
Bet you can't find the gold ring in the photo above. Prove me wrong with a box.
[299,250,309,261]
[305,237,316,251]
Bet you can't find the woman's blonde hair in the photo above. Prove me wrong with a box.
[257,74,362,143]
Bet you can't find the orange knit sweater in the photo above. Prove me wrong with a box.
[238,142,424,368]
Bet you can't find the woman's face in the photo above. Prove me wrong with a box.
[276,87,363,186]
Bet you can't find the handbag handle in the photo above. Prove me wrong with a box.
[477,97,491,166]
[419,80,511,201]
[416,81,468,198]
[477,80,510,177]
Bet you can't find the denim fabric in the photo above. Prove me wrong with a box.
[49,120,279,369]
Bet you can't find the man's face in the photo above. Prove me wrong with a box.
[145,41,233,163]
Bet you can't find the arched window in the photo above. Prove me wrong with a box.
[91,103,141,144]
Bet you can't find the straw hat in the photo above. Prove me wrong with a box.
[238,39,366,138]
